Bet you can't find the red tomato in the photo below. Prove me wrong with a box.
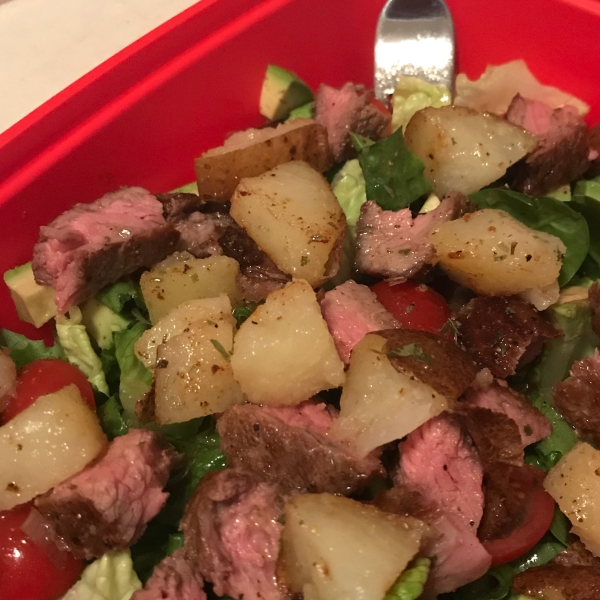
[0,503,83,600]
[482,465,556,567]
[369,96,393,137]
[371,280,452,334]
[2,359,95,424]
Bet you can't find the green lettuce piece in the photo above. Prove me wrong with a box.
[351,130,433,211]
[97,395,129,440]
[0,329,65,369]
[470,188,590,286]
[287,101,315,120]
[384,558,430,600]
[170,181,199,195]
[56,307,109,395]
[96,280,147,319]
[331,159,367,228]
[571,176,600,276]
[391,76,451,131]
[60,550,141,600]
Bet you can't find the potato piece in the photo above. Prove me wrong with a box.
[429,209,564,296]
[544,442,600,556]
[154,311,243,424]
[329,333,450,456]
[0,385,107,511]
[141,253,240,323]
[135,295,232,369]
[231,279,345,406]
[405,106,537,196]
[195,118,332,200]
[230,161,346,287]
[279,493,427,600]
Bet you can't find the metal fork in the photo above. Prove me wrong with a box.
[374,0,455,103]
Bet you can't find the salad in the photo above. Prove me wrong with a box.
[1,56,600,600]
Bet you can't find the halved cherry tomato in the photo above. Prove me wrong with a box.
[1,359,95,424]
[482,465,556,567]
[371,280,452,334]
[369,97,393,137]
[0,503,84,600]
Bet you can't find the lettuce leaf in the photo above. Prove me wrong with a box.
[96,280,148,323]
[470,188,590,286]
[570,176,600,277]
[0,329,65,369]
[384,558,430,600]
[391,76,450,131]
[96,395,129,440]
[331,159,367,228]
[60,550,141,600]
[351,130,432,211]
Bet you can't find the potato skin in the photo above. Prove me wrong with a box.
[195,119,333,200]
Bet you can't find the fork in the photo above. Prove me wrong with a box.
[374,0,455,103]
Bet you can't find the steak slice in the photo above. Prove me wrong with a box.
[458,295,561,378]
[506,94,590,196]
[464,378,551,446]
[320,280,399,363]
[314,82,391,162]
[218,225,290,302]
[32,187,179,313]
[35,429,178,560]
[132,549,206,600]
[512,564,600,600]
[355,193,466,279]
[553,350,600,445]
[181,469,285,600]
[217,402,383,495]
[552,541,600,569]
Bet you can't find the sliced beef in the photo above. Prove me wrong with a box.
[320,280,399,363]
[464,378,551,446]
[588,122,600,178]
[355,193,466,279]
[589,282,600,338]
[35,429,178,560]
[217,402,383,495]
[398,413,485,532]
[132,549,206,600]
[181,469,285,600]
[156,192,234,258]
[506,94,590,196]
[553,350,600,445]
[458,295,561,378]
[32,187,179,313]
[218,225,290,302]
[552,541,600,569]
[314,82,391,162]
[375,485,491,595]
[512,564,600,600]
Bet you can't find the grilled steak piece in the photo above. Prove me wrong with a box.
[552,541,600,569]
[553,350,600,445]
[314,83,390,162]
[464,378,551,446]
[181,469,285,600]
[32,187,179,313]
[512,564,600,600]
[219,225,290,302]
[35,429,178,560]
[320,280,399,363]
[588,282,600,338]
[217,402,383,495]
[132,549,206,600]
[458,295,561,378]
[506,94,590,196]
[156,192,234,258]
[355,193,466,280]
[588,122,600,178]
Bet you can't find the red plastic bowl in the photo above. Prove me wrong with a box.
[1,0,599,337]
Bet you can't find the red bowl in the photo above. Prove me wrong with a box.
[1,0,599,337]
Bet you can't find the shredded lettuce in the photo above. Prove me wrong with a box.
[56,306,109,395]
[391,76,450,131]
[332,159,367,228]
[351,130,432,211]
[0,328,66,368]
[384,558,431,600]
[60,550,141,600]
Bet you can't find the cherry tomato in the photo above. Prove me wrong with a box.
[482,465,556,567]
[0,503,84,600]
[369,97,393,137]
[371,280,452,334]
[2,359,95,424]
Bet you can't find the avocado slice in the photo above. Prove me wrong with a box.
[80,298,130,349]
[259,65,314,121]
[287,101,315,121]
[4,262,57,328]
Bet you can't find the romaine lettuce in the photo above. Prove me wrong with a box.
[391,76,450,131]
[384,558,430,600]
[331,159,366,228]
[0,328,65,369]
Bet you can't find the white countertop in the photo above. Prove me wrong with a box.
[0,0,198,134]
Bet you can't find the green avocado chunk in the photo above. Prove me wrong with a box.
[3,262,57,328]
[259,64,314,121]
